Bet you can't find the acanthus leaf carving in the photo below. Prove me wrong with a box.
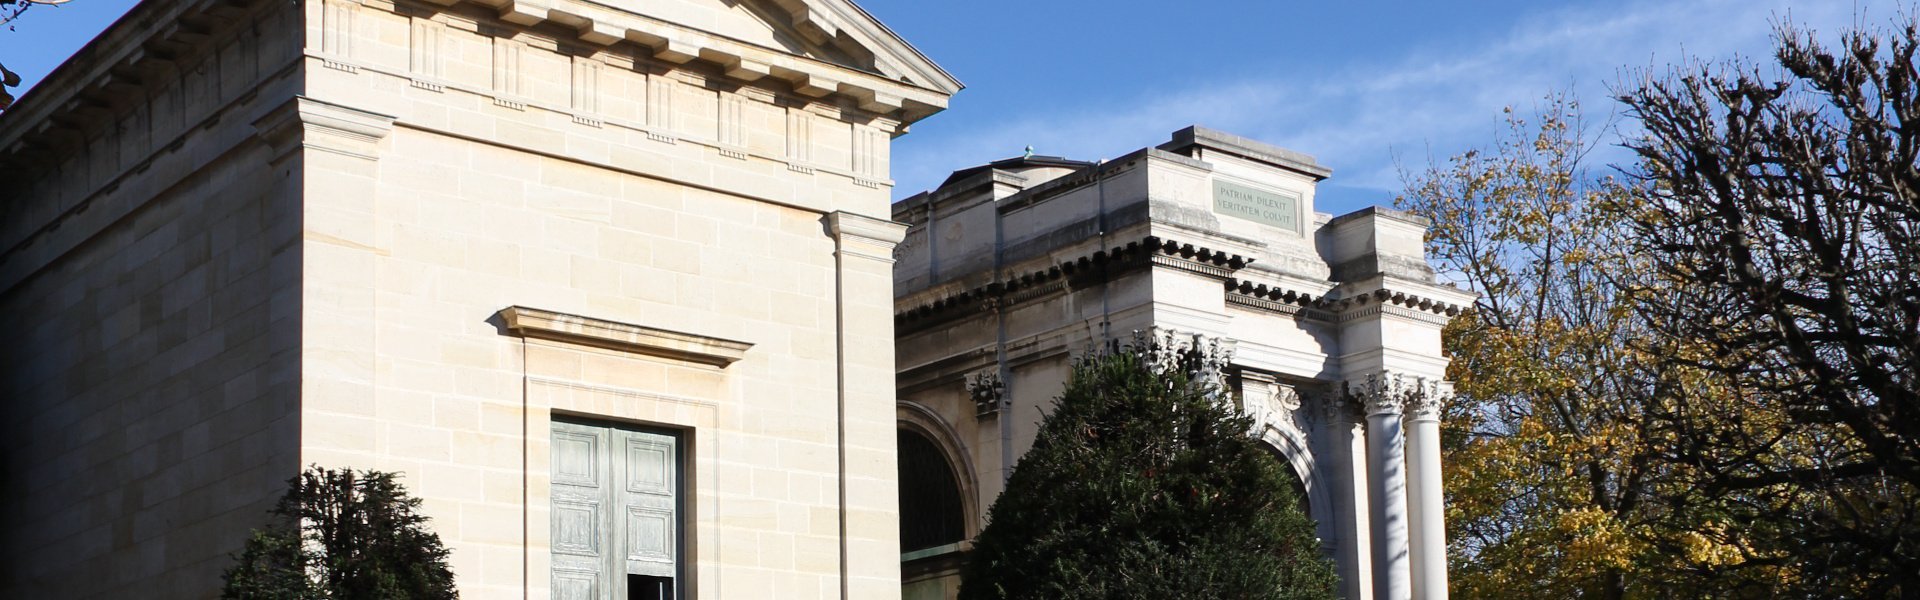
[1343,371,1444,418]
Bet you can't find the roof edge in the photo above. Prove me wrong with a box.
[1159,125,1332,180]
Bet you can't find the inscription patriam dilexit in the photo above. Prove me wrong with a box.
[1214,179,1301,233]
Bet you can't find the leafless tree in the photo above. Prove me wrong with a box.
[1618,19,1920,595]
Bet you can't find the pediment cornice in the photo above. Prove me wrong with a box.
[0,0,957,175]
[460,0,957,121]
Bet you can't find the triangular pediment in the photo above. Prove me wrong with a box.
[619,0,961,95]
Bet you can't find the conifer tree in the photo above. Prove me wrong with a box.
[222,466,459,600]
[959,335,1337,600]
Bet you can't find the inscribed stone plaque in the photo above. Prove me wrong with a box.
[1213,179,1301,233]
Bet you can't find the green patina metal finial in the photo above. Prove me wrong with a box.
[1023,145,1034,159]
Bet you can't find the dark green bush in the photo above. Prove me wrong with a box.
[959,338,1337,600]
[222,466,458,600]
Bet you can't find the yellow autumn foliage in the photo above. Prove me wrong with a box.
[1400,94,1806,597]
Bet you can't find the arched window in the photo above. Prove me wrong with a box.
[897,429,966,552]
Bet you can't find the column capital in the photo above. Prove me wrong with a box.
[251,96,395,163]
[1131,327,1236,383]
[1343,371,1443,417]
[825,211,908,263]
[1406,394,1444,423]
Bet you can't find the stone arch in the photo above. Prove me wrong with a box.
[896,401,980,543]
[1259,421,1333,529]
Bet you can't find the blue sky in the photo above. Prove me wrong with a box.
[858,0,1898,212]
[3,0,1903,213]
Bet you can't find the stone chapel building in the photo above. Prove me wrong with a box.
[0,0,1468,597]
[0,0,958,597]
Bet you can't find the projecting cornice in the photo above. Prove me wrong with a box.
[449,0,956,121]
[827,211,908,262]
[1224,278,1467,325]
[251,96,396,162]
[894,235,1255,332]
[0,0,279,169]
[497,306,753,367]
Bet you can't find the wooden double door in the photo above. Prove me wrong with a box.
[551,418,681,600]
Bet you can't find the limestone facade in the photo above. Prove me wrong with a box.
[891,128,1473,600]
[0,0,956,598]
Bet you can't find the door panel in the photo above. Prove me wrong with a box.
[553,419,681,597]
[619,430,679,577]
[551,422,612,599]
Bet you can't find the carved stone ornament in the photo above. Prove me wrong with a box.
[1406,392,1445,422]
[1234,372,1273,433]
[1130,327,1237,388]
[968,369,1006,418]
[1250,384,1306,434]
[1274,385,1302,412]
[1344,371,1443,417]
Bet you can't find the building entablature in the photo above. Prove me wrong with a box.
[894,233,1274,333]
[445,0,958,119]
[0,0,961,216]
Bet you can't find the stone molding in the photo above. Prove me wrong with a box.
[497,305,752,367]
[826,211,908,263]
[895,235,1246,331]
[1224,277,1330,321]
[1339,302,1456,327]
[310,50,902,192]
[1226,278,1465,325]
[251,96,396,162]
[1275,383,1303,412]
[1327,287,1465,320]
[894,237,1153,329]
[1146,236,1255,275]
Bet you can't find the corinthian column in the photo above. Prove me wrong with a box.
[1406,392,1448,600]
[1360,377,1412,600]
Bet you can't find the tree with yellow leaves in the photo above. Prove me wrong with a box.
[1399,95,1779,598]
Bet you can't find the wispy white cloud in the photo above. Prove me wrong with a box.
[889,0,1888,212]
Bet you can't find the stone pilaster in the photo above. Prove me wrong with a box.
[827,211,909,600]
[252,96,395,466]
